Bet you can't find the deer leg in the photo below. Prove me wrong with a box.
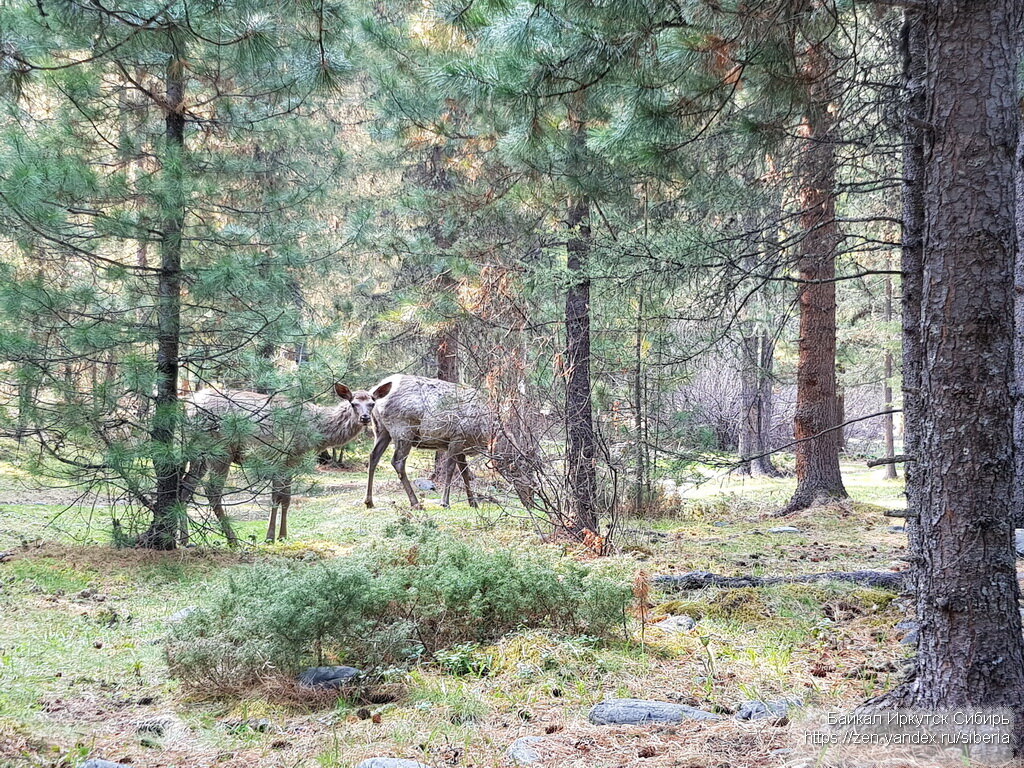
[365,431,392,508]
[391,440,421,510]
[441,452,457,508]
[457,454,477,508]
[206,458,238,547]
[177,458,208,546]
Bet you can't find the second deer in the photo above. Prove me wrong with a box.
[363,374,537,510]
[186,383,380,543]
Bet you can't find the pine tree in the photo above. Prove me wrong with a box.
[0,0,352,548]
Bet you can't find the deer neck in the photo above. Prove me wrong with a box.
[308,403,362,452]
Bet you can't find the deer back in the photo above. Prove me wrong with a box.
[374,375,493,452]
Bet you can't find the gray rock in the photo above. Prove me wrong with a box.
[80,761,131,768]
[1016,529,1024,557]
[506,736,547,765]
[711,521,729,528]
[887,526,905,533]
[900,629,919,646]
[768,526,802,534]
[355,760,433,768]
[588,698,724,725]
[298,665,362,689]
[655,615,696,633]
[413,478,436,491]
[167,606,197,623]
[735,699,801,721]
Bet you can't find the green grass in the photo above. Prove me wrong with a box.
[0,448,912,768]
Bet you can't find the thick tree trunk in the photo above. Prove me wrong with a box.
[561,97,598,537]
[784,41,847,513]
[900,9,926,561]
[882,270,897,480]
[1015,106,1024,527]
[564,193,598,536]
[140,52,187,550]
[896,0,1024,717]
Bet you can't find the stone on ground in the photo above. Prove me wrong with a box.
[735,699,801,721]
[654,615,696,633]
[588,698,723,725]
[768,526,801,534]
[298,665,362,689]
[355,760,433,768]
[506,736,548,765]
[167,606,197,623]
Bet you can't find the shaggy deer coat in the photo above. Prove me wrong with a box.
[364,375,536,510]
[186,383,377,543]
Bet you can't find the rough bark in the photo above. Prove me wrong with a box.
[140,50,187,550]
[893,0,1024,716]
[882,270,897,480]
[562,96,598,537]
[784,40,848,513]
[1015,102,1024,528]
[900,8,925,561]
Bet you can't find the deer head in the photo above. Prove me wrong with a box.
[334,381,391,426]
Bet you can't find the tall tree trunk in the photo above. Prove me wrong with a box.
[754,332,779,476]
[896,0,1024,717]
[882,268,897,480]
[564,195,597,536]
[784,40,847,513]
[737,332,778,476]
[1015,98,1024,528]
[562,96,598,537]
[736,333,758,477]
[632,289,651,508]
[140,50,187,550]
[432,271,460,485]
[900,9,925,555]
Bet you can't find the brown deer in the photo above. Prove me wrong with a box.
[186,383,379,544]
[363,375,537,510]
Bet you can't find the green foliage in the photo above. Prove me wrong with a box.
[165,532,635,691]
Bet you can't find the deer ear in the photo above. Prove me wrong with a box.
[334,383,353,401]
[372,381,393,400]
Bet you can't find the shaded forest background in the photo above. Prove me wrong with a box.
[0,0,903,545]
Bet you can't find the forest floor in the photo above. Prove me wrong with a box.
[0,446,915,768]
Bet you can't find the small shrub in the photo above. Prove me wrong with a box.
[166,532,635,694]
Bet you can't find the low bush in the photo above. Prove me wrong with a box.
[165,530,635,692]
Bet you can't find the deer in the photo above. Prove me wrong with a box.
[363,374,538,510]
[184,383,380,544]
